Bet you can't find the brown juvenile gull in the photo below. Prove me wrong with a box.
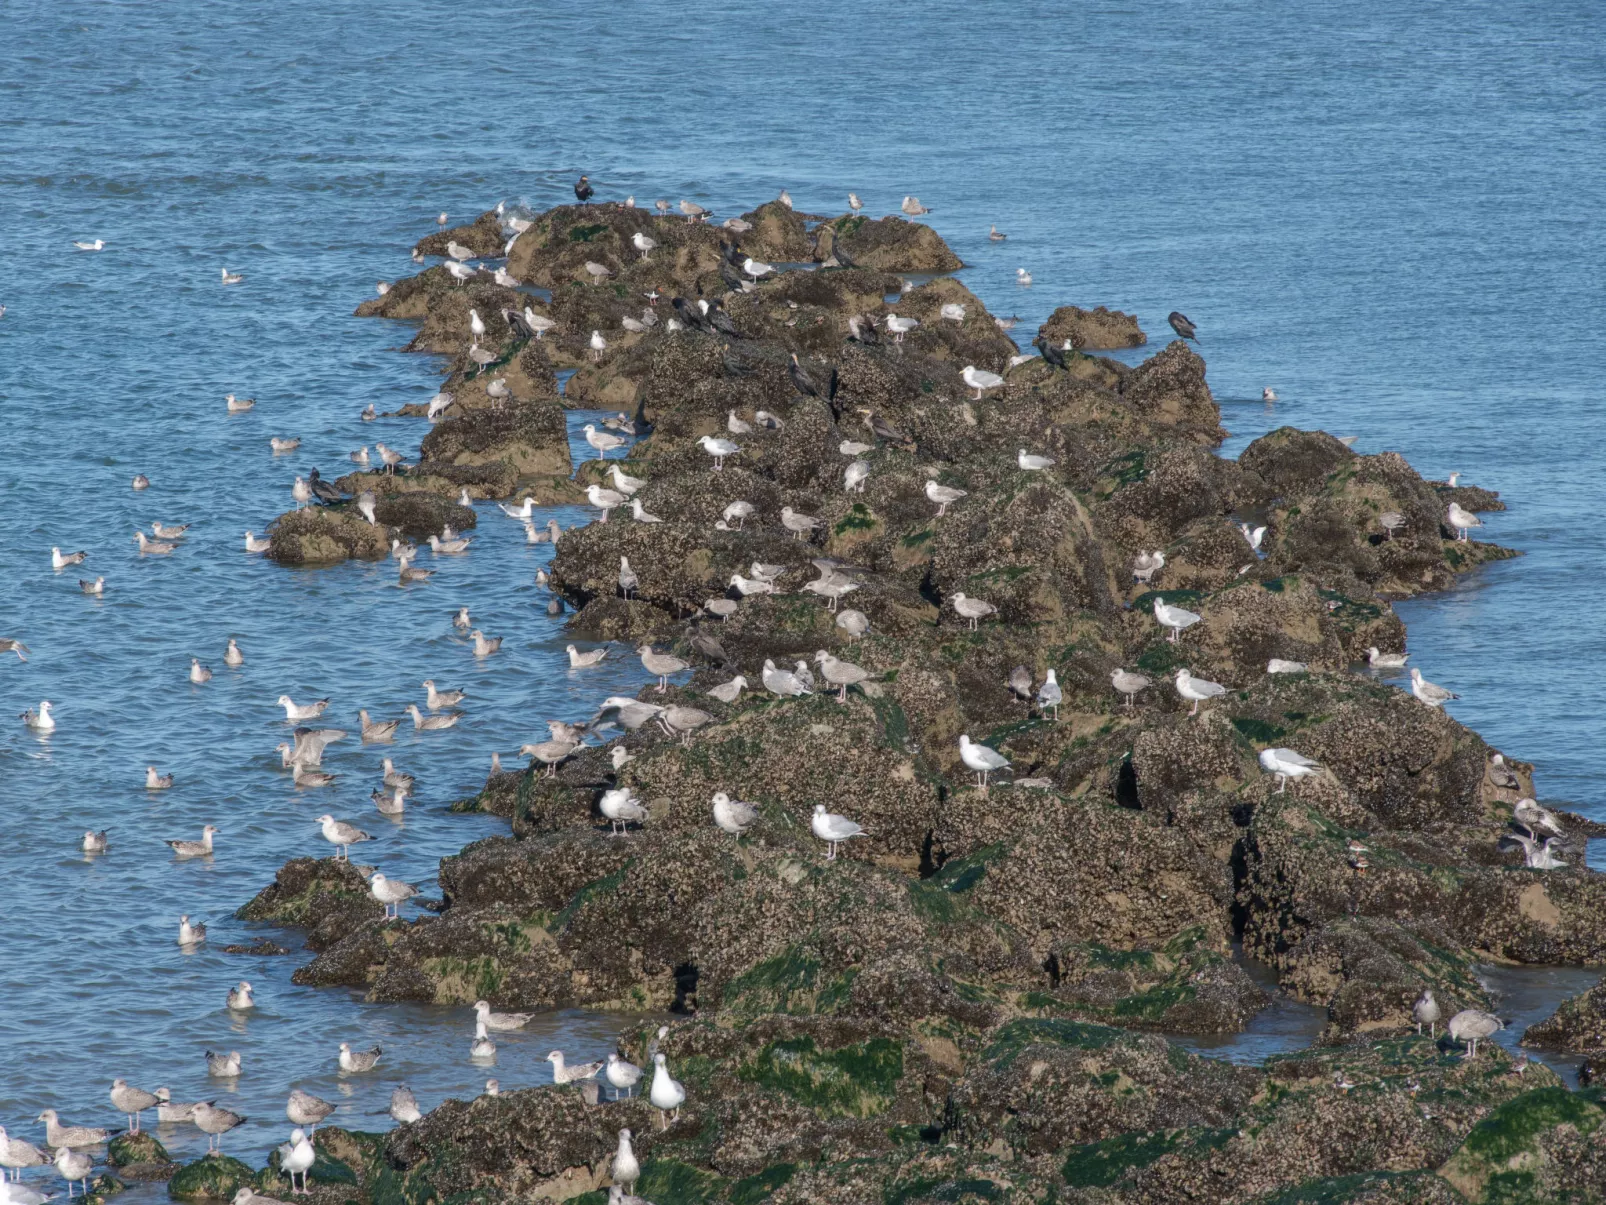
[390,1087,422,1125]
[292,763,335,788]
[0,1124,48,1177]
[177,915,206,946]
[548,1051,604,1084]
[815,650,870,702]
[659,705,713,743]
[147,765,174,789]
[372,785,407,815]
[950,593,996,630]
[166,824,218,858]
[1514,797,1564,839]
[206,1049,242,1077]
[704,598,739,621]
[707,675,748,704]
[1447,1009,1503,1058]
[37,1111,105,1149]
[360,709,400,742]
[110,1080,161,1132]
[836,609,870,639]
[521,739,577,777]
[1110,668,1150,710]
[1007,666,1033,703]
[638,644,689,691]
[780,506,820,540]
[423,679,465,709]
[287,1089,335,1132]
[154,1089,199,1124]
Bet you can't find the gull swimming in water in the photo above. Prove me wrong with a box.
[206,1049,243,1077]
[245,531,271,552]
[1153,597,1200,642]
[712,792,759,835]
[292,762,336,788]
[470,1021,497,1060]
[227,981,254,1010]
[475,999,533,1031]
[639,644,689,691]
[226,393,255,412]
[1174,669,1226,716]
[153,1089,199,1125]
[224,639,244,667]
[370,872,419,918]
[372,785,407,816]
[190,657,213,684]
[408,704,459,730]
[338,1043,382,1073]
[1016,268,1033,286]
[1447,1009,1503,1058]
[166,825,218,858]
[1447,501,1482,542]
[132,474,149,488]
[73,238,106,251]
[178,916,206,946]
[1367,647,1408,668]
[1259,748,1320,793]
[221,267,244,285]
[961,366,1004,399]
[316,814,371,859]
[568,644,608,669]
[1410,667,1458,707]
[82,830,108,854]
[950,592,996,630]
[1017,448,1055,471]
[355,710,399,744]
[79,575,105,595]
[761,659,811,697]
[423,679,466,709]
[278,695,330,722]
[600,787,650,835]
[428,532,471,554]
[110,1080,161,1133]
[926,480,967,516]
[286,1089,335,1132]
[51,547,86,570]
[20,701,54,731]
[811,804,866,860]
[471,630,502,657]
[1133,551,1165,584]
[37,1111,105,1150]
[959,734,1010,789]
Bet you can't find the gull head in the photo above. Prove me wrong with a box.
[315,813,335,826]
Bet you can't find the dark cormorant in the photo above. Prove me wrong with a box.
[574,175,594,203]
[1167,311,1199,342]
[1033,335,1068,370]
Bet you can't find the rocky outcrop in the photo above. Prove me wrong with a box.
[813,214,964,272]
[1040,304,1147,349]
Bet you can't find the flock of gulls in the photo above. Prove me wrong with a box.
[4,186,1536,1201]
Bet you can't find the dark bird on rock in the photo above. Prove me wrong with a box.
[630,395,654,439]
[858,408,915,450]
[705,299,741,339]
[690,629,731,667]
[719,240,743,267]
[789,353,823,398]
[718,257,748,294]
[1167,311,1199,342]
[847,314,881,344]
[1033,335,1068,370]
[503,308,534,339]
[307,468,345,503]
[672,297,711,332]
[574,175,594,203]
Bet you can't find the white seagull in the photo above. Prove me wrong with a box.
[1153,597,1201,643]
[1174,669,1226,716]
[811,804,866,860]
[958,734,1010,789]
[1259,747,1321,793]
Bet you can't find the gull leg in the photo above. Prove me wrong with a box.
[1190,700,1199,717]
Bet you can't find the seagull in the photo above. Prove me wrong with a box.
[585,260,612,283]
[339,1043,383,1073]
[1259,748,1321,793]
[1267,659,1307,674]
[815,650,870,702]
[950,592,996,630]
[659,705,713,743]
[226,981,255,1010]
[370,872,418,919]
[584,423,627,459]
[781,507,820,540]
[925,479,967,516]
[389,1087,421,1125]
[177,916,206,946]
[1447,1009,1503,1058]
[961,366,1005,400]
[679,199,710,222]
[521,739,576,776]
[1016,268,1032,286]
[424,679,466,709]
[1133,551,1165,583]
[166,825,218,858]
[292,762,336,788]
[133,474,151,488]
[1367,647,1409,668]
[475,1000,534,1031]
[224,393,256,413]
[408,704,459,730]
[110,1080,161,1133]
[600,787,649,835]
[37,1112,106,1151]
[20,701,54,731]
[1514,797,1564,839]
[1447,502,1482,542]
[428,532,472,554]
[607,465,646,497]
[762,659,811,697]
[568,644,608,668]
[220,266,245,285]
[0,1124,49,1179]
[901,196,932,215]
[278,695,330,722]
[206,1050,243,1077]
[1410,667,1458,708]
[1017,448,1055,471]
[548,1050,603,1084]
[631,230,656,260]
[721,500,754,529]
[1239,523,1267,551]
[631,498,663,524]
[1037,669,1062,719]
[811,804,866,860]
[1489,753,1521,791]
[146,765,174,789]
[1167,311,1199,342]
[469,1021,497,1060]
[1153,597,1201,643]
[55,1147,93,1197]
[361,404,377,422]
[189,657,212,684]
[471,630,503,657]
[958,734,1010,789]
[881,313,918,343]
[843,460,871,493]
[698,435,740,470]
[82,830,109,853]
[988,223,1007,241]
[742,256,774,280]
[1504,831,1568,869]
[1378,512,1404,540]
[1413,990,1441,1037]
[72,239,105,251]
[287,1089,335,1132]
[712,792,760,835]
[51,547,86,570]
[315,814,372,860]
[225,639,244,666]
[639,644,689,691]
[279,1128,315,1194]
[0,637,30,660]
[1174,669,1227,716]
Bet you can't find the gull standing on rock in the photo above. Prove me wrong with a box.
[1259,748,1320,793]
[1447,1010,1503,1058]
[811,805,865,860]
[1413,990,1441,1037]
[600,787,649,835]
[712,791,759,835]
[1038,669,1062,719]
[316,814,371,860]
[1133,551,1165,584]
[959,735,1010,789]
[1175,669,1226,716]
[926,480,967,516]
[697,435,739,471]
[612,1127,641,1191]
[110,1080,161,1132]
[780,507,820,540]
[1153,597,1200,643]
[584,424,627,460]
[815,650,870,702]
[1502,831,1567,869]
[961,366,1004,400]
[639,644,689,691]
[370,872,418,918]
[1017,449,1055,471]
[1111,668,1151,710]
[648,1053,688,1127]
[1410,667,1458,708]
[1514,797,1564,839]
[587,483,626,522]
[1447,502,1482,542]
[390,1087,421,1125]
[287,1089,335,1132]
[280,1128,315,1194]
[950,593,996,630]
[761,659,811,697]
[0,1124,48,1179]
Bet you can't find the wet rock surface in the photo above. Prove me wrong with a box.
[222,196,1606,1203]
